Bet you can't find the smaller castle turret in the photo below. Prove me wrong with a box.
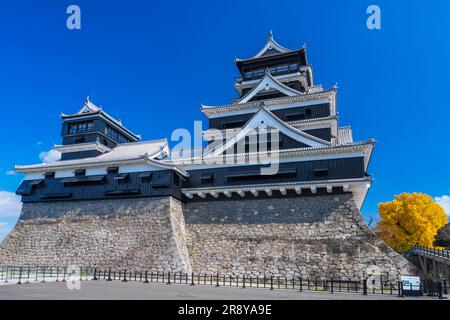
[56,97,141,160]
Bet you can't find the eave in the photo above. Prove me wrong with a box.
[201,87,337,118]
[235,72,308,96]
[182,177,372,209]
[164,139,376,170]
[235,48,307,73]
[202,115,339,140]
[54,141,111,154]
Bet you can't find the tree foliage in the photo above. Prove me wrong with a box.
[375,193,448,253]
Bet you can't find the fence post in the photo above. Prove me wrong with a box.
[398,281,403,297]
[93,268,98,281]
[242,275,246,289]
[299,277,302,292]
[107,269,112,281]
[216,273,220,287]
[17,267,23,285]
[3,267,8,283]
[363,279,368,296]
[41,267,46,283]
[122,269,127,282]
[330,279,334,294]
[167,271,171,285]
[270,276,274,290]
[55,267,60,282]
[25,267,31,284]
[438,281,444,299]
[62,267,66,282]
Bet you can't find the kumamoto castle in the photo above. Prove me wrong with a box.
[0,33,417,280]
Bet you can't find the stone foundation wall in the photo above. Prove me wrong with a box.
[0,194,416,279]
[184,194,416,279]
[0,197,191,273]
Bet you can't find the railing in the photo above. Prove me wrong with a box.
[1,266,447,298]
[0,266,95,284]
[407,245,450,260]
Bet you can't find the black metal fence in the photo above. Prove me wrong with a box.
[0,266,447,298]
[0,266,95,284]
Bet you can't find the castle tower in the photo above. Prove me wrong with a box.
[57,97,140,160]
[0,33,416,279]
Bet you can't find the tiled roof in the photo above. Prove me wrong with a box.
[15,139,168,171]
[235,31,298,62]
[201,88,337,115]
[61,97,141,140]
[234,73,304,104]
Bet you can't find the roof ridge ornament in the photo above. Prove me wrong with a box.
[236,31,291,61]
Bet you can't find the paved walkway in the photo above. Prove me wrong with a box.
[0,281,441,300]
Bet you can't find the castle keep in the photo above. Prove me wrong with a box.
[0,33,415,279]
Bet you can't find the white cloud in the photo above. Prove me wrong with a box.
[5,170,16,176]
[39,149,61,163]
[0,191,22,218]
[435,195,450,217]
[0,222,12,241]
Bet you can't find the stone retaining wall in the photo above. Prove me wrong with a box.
[184,194,416,279]
[0,197,191,273]
[0,194,416,279]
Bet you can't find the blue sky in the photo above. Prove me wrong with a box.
[0,0,449,239]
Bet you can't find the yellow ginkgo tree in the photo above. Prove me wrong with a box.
[375,193,448,253]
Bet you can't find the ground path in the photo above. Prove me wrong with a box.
[0,281,443,300]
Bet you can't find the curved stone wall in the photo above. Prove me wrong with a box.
[184,194,417,280]
[0,197,191,273]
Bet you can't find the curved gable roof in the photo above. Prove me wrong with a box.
[206,106,331,156]
[236,72,303,104]
[236,31,291,61]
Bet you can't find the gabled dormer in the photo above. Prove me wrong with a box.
[58,97,141,160]
[205,107,331,156]
[235,72,303,104]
